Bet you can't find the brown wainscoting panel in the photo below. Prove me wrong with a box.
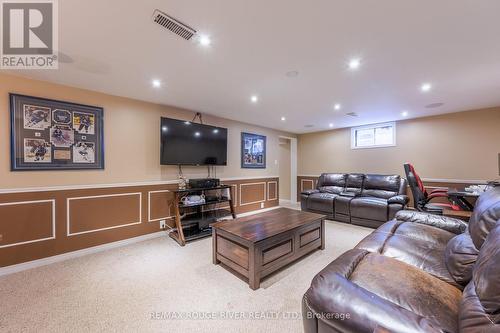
[0,199,55,248]
[148,190,175,224]
[222,178,279,214]
[67,193,142,236]
[297,176,319,201]
[267,181,278,201]
[239,182,266,206]
[0,178,279,268]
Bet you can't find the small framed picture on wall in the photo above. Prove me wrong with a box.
[241,132,266,169]
[10,93,104,171]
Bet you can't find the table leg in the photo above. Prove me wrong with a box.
[212,228,220,265]
[248,244,261,290]
[320,219,325,250]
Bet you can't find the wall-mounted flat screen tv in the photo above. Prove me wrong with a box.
[160,117,228,165]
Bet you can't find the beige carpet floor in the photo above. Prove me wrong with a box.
[0,218,371,333]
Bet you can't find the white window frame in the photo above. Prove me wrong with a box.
[350,122,396,149]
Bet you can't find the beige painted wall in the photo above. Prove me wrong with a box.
[278,138,291,200]
[298,108,500,181]
[0,73,295,189]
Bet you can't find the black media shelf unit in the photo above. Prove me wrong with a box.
[169,185,236,246]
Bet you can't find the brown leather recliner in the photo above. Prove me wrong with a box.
[301,173,408,228]
[302,186,500,333]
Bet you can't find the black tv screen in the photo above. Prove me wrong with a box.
[160,117,228,165]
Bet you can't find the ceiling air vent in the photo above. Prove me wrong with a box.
[425,102,444,109]
[152,10,196,40]
[346,112,358,117]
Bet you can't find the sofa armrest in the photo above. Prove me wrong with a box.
[303,271,445,333]
[301,189,319,196]
[395,210,467,234]
[387,195,409,205]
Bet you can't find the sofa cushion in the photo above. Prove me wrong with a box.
[362,174,401,199]
[307,192,336,214]
[395,210,467,234]
[350,197,388,221]
[317,173,347,195]
[468,186,500,249]
[345,173,364,194]
[350,253,462,333]
[459,224,500,332]
[304,249,461,333]
[445,232,479,286]
[356,219,460,288]
[472,224,500,314]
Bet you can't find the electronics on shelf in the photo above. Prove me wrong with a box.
[188,178,220,189]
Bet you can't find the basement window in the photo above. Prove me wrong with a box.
[351,122,396,149]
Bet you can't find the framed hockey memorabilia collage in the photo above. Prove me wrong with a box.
[10,94,104,171]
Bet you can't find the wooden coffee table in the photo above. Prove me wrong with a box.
[212,208,326,289]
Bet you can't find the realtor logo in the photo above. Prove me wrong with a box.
[1,0,58,69]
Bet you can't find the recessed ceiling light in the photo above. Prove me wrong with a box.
[334,103,341,110]
[421,83,432,92]
[161,126,168,132]
[194,131,201,137]
[281,116,286,121]
[184,121,191,125]
[401,111,409,117]
[304,124,314,128]
[286,70,299,77]
[329,123,334,128]
[348,58,361,70]
[250,95,258,103]
[152,79,161,88]
[213,129,219,134]
[198,35,211,46]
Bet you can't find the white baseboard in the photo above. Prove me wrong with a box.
[0,231,165,277]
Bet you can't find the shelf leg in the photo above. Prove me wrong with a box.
[173,192,186,246]
[228,188,237,219]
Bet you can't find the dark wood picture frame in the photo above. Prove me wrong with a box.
[241,132,266,169]
[10,93,104,171]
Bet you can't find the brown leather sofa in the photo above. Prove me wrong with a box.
[301,173,408,228]
[302,186,500,333]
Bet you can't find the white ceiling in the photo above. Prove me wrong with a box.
[9,0,500,133]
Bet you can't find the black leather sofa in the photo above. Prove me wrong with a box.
[300,173,408,228]
[302,185,500,333]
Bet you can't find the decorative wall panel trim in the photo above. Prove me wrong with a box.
[1,177,278,269]
[267,181,278,201]
[147,190,173,222]
[66,192,142,236]
[300,179,314,192]
[0,176,281,194]
[0,199,56,248]
[239,182,267,206]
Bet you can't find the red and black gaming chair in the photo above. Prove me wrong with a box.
[404,163,461,214]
